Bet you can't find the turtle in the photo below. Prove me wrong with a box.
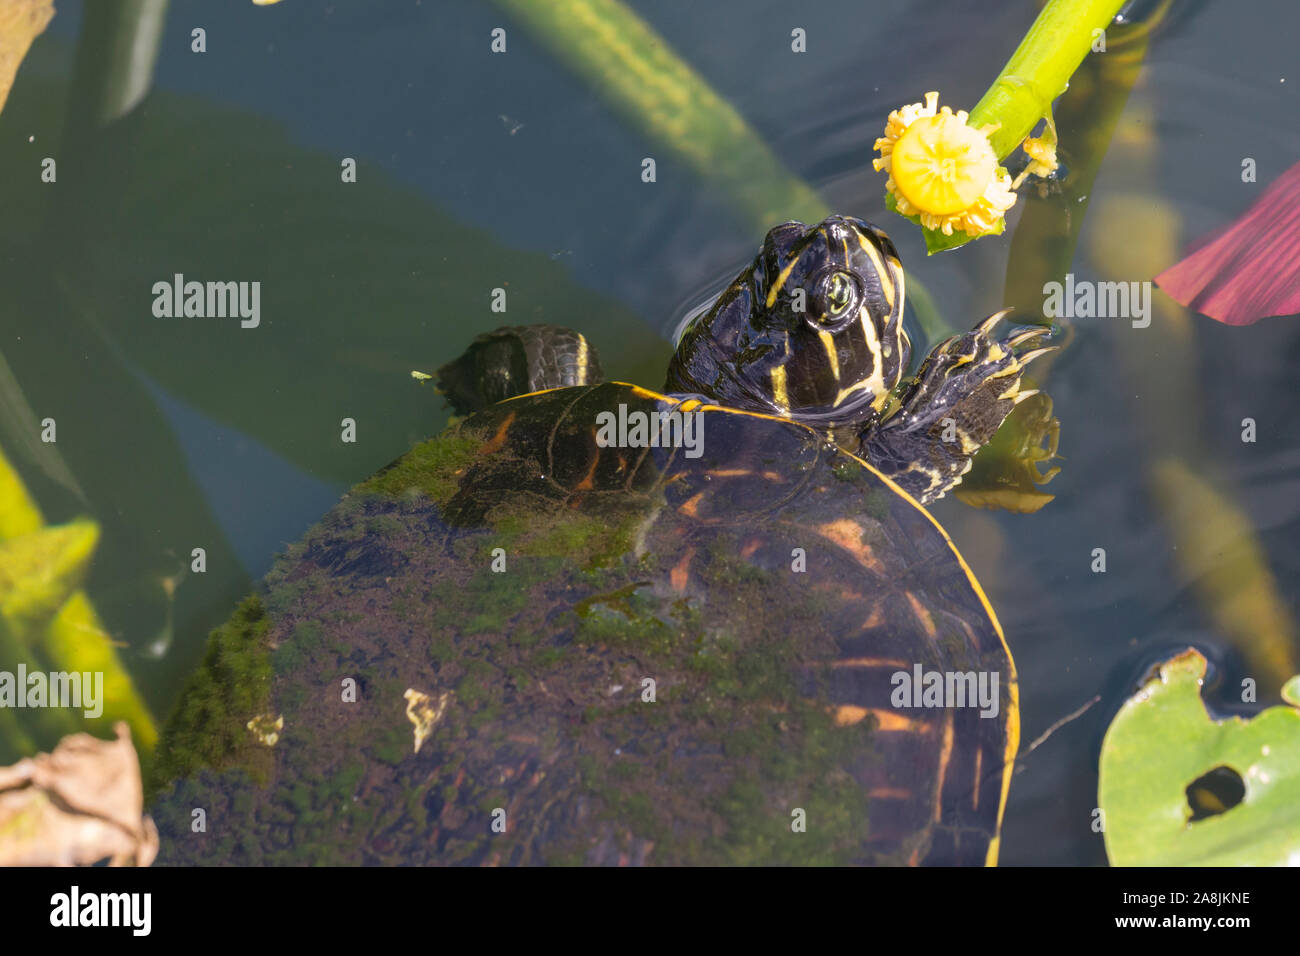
[150,215,1049,866]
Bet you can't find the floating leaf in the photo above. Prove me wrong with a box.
[0,345,86,508]
[1098,649,1300,866]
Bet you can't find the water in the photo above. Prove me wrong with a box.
[3,0,1298,865]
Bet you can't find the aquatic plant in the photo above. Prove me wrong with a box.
[1099,649,1300,866]
[1155,160,1300,325]
[876,0,1128,252]
[0,444,157,764]
[874,91,1019,240]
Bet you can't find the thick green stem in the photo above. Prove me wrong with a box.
[905,0,1129,253]
[1002,17,1151,319]
[969,0,1128,160]
[64,0,169,130]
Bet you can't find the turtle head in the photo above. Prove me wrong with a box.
[666,216,909,427]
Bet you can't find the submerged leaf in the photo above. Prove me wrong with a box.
[1155,160,1300,324]
[1098,649,1300,866]
[1148,459,1296,682]
[0,519,99,637]
[0,346,86,507]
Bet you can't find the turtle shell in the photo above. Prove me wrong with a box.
[151,382,1018,866]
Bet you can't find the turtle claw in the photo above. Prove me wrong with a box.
[976,307,1016,334]
[1005,326,1052,349]
[1014,345,1059,366]
[859,309,1055,504]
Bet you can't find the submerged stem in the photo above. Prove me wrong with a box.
[970,0,1128,160]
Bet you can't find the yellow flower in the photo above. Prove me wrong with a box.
[1022,134,1058,174]
[873,92,1017,237]
[1011,132,1060,189]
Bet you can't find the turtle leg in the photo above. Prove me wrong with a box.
[859,310,1053,504]
[435,325,604,414]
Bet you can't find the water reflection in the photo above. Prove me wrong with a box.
[0,0,1295,865]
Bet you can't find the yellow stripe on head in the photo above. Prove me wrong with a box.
[886,253,905,323]
[818,330,840,383]
[849,302,888,410]
[855,229,893,309]
[765,257,800,309]
[769,364,790,413]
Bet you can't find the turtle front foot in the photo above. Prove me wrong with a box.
[860,309,1054,504]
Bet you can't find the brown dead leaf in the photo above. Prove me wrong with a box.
[0,0,54,117]
[0,722,158,866]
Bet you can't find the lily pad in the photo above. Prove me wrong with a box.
[1098,648,1300,866]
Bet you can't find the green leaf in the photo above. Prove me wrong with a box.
[1098,649,1300,866]
[1,47,670,489]
[921,218,1004,255]
[0,519,99,638]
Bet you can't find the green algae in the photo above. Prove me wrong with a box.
[155,486,884,864]
[574,584,674,655]
[148,395,1005,866]
[358,432,485,506]
[151,596,274,795]
[830,457,859,483]
[272,622,320,676]
[487,509,646,568]
[862,488,894,521]
[535,539,880,865]
[830,453,899,520]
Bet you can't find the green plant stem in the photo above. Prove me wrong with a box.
[488,0,824,234]
[490,0,952,336]
[1002,12,1153,320]
[906,0,1129,253]
[64,0,169,130]
[969,0,1128,160]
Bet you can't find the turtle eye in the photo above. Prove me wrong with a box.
[818,271,856,325]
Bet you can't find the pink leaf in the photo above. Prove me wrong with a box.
[1155,161,1300,325]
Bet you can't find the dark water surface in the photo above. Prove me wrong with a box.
[4,0,1298,864]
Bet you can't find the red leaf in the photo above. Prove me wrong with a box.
[1155,161,1300,325]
